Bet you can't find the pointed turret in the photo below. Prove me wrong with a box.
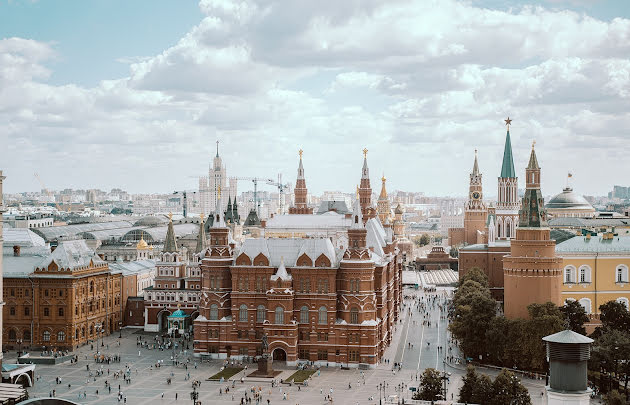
[225,196,234,224]
[213,208,227,229]
[362,152,369,180]
[519,141,546,228]
[359,148,373,217]
[351,191,364,229]
[232,198,240,224]
[289,149,313,214]
[472,149,480,176]
[527,141,540,170]
[196,213,207,253]
[377,174,392,224]
[163,213,177,253]
[500,130,516,178]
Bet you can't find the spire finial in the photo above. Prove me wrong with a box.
[532,140,536,149]
[298,149,303,158]
[504,117,512,131]
[216,140,219,157]
[363,148,368,158]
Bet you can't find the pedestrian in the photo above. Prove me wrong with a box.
[175,393,178,400]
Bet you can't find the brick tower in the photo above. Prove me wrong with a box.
[504,142,562,319]
[376,175,391,224]
[496,118,520,239]
[289,149,313,214]
[359,148,375,220]
[463,150,488,244]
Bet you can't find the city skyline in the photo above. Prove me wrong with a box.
[1,0,629,197]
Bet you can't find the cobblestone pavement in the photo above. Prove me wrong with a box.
[10,286,559,404]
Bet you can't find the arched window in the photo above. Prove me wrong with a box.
[75,329,79,340]
[505,220,511,238]
[617,265,629,283]
[300,306,309,324]
[350,307,359,324]
[564,266,575,284]
[210,304,218,320]
[275,306,284,324]
[318,306,327,325]
[257,305,266,322]
[57,331,65,341]
[90,281,94,293]
[239,304,248,322]
[8,330,16,341]
[617,297,629,310]
[43,330,51,342]
[579,266,591,283]
[578,298,592,314]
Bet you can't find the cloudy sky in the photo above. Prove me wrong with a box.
[1,0,629,198]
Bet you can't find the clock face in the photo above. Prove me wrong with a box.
[472,191,480,200]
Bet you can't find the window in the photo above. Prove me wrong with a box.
[350,307,359,324]
[317,350,328,361]
[349,350,360,362]
[90,281,94,293]
[24,330,31,341]
[275,306,284,324]
[9,307,15,316]
[58,307,64,317]
[43,307,50,317]
[300,306,309,324]
[59,289,63,297]
[298,349,309,360]
[10,288,14,297]
[318,332,328,341]
[256,305,266,323]
[210,304,218,320]
[300,331,310,341]
[8,330,16,341]
[239,304,248,322]
[24,307,30,316]
[617,297,629,310]
[318,306,327,324]
[44,289,49,297]
[349,279,355,293]
[239,347,248,356]
[578,298,592,314]
[57,331,65,341]
[617,265,629,283]
[43,331,51,342]
[564,266,575,284]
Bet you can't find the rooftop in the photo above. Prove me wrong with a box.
[556,234,630,254]
[265,212,352,229]
[546,187,595,211]
[543,329,593,344]
[2,228,46,247]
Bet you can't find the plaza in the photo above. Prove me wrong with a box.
[9,285,553,405]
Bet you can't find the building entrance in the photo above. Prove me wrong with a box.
[272,348,287,362]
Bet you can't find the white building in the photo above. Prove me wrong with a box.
[199,144,237,216]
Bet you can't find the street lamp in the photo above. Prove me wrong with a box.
[17,338,23,357]
[119,321,122,338]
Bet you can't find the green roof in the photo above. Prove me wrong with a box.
[556,235,630,253]
[169,309,189,318]
[500,130,516,178]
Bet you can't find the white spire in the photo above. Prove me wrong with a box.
[271,256,292,281]
[212,209,226,228]
[297,155,304,180]
[362,156,369,179]
[351,194,364,229]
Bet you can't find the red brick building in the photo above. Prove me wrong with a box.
[194,153,402,368]
[288,150,313,215]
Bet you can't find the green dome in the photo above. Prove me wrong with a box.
[170,309,188,318]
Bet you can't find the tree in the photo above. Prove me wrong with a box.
[599,301,630,332]
[416,368,443,401]
[472,374,494,404]
[522,303,564,370]
[420,233,431,246]
[603,390,626,405]
[560,300,589,335]
[591,328,630,397]
[490,369,532,405]
[449,246,459,258]
[458,266,489,289]
[458,365,478,403]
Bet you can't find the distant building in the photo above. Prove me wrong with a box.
[545,187,596,218]
[316,201,350,215]
[3,214,54,229]
[199,143,237,216]
[288,151,313,215]
[414,247,458,271]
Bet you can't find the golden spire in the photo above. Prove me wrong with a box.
[504,116,512,131]
[363,148,368,158]
[298,149,303,158]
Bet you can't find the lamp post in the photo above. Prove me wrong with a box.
[119,321,122,338]
[17,338,23,357]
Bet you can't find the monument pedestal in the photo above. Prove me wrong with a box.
[247,355,281,378]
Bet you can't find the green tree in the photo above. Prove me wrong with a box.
[560,300,589,335]
[472,374,493,405]
[490,369,532,405]
[449,246,459,258]
[458,365,478,403]
[416,368,443,401]
[599,301,630,332]
[591,329,630,397]
[522,303,564,370]
[603,390,626,405]
[458,266,489,288]
[419,233,431,246]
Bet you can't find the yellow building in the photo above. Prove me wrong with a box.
[556,233,630,330]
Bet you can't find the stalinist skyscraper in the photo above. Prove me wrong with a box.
[199,142,237,216]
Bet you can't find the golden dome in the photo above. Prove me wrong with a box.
[136,236,149,250]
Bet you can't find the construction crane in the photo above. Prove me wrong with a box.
[34,173,63,213]
[266,174,291,215]
[232,177,273,217]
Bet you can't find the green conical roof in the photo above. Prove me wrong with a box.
[163,216,177,253]
[500,130,516,178]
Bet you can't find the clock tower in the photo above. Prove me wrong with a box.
[463,150,488,245]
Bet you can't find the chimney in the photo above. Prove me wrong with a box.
[13,245,20,257]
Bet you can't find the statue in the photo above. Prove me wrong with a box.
[261,333,269,355]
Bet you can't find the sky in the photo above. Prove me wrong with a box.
[1,0,629,198]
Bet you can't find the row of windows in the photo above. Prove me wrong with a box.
[225,305,360,324]
[231,277,330,293]
[9,306,63,317]
[564,265,629,284]
[567,297,629,314]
